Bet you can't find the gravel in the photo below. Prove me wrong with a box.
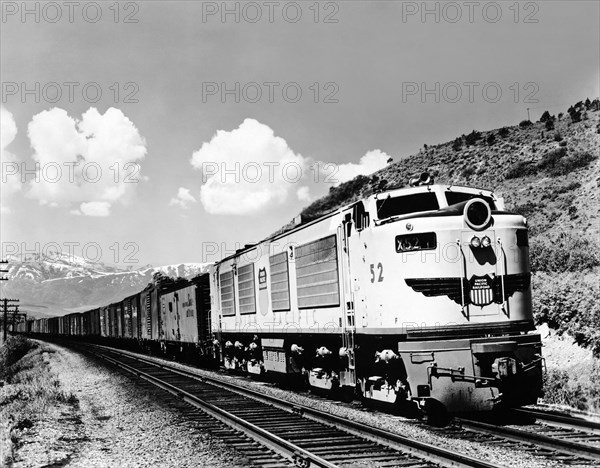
[11,342,247,468]
[14,340,594,468]
[129,348,589,468]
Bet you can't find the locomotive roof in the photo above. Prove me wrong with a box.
[219,183,498,263]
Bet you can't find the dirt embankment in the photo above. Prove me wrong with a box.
[0,338,243,468]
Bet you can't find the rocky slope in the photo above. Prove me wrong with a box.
[300,99,600,241]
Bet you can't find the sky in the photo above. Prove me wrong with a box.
[1,1,599,267]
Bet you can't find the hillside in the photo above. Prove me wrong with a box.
[1,252,209,318]
[299,98,600,356]
[301,99,599,236]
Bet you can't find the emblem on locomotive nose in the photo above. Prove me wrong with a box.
[469,274,494,306]
[404,272,531,306]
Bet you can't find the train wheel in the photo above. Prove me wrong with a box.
[337,385,355,403]
[423,399,450,427]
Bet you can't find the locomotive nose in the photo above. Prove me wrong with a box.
[464,198,491,231]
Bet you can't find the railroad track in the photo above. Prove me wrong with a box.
[75,342,502,468]
[512,407,600,435]
[303,390,600,466]
[455,416,600,465]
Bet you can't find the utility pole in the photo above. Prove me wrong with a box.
[1,260,20,341]
[2,299,20,341]
[527,107,531,121]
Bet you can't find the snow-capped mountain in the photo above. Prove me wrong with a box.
[1,253,211,318]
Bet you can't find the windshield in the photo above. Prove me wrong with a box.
[445,191,497,210]
[376,192,439,219]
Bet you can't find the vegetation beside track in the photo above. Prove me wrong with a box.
[0,337,76,466]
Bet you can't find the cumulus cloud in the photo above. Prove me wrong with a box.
[26,107,146,216]
[296,186,312,202]
[169,187,197,209]
[333,149,390,186]
[1,106,21,212]
[191,118,306,215]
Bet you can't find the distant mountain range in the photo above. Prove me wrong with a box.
[1,252,209,318]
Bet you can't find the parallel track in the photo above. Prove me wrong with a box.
[76,342,503,468]
[512,408,600,435]
[456,416,600,464]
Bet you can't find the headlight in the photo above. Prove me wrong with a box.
[470,236,481,248]
[464,198,491,231]
[481,236,491,248]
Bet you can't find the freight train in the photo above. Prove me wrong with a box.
[24,174,544,418]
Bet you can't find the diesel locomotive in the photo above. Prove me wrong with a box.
[25,174,544,417]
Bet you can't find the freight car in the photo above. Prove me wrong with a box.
[29,174,544,418]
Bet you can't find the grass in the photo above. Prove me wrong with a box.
[539,326,600,413]
[533,271,600,357]
[543,366,600,412]
[0,337,77,466]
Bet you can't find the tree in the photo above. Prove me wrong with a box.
[464,130,481,146]
[540,110,551,122]
[452,137,463,151]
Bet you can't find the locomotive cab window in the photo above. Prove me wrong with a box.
[445,191,497,210]
[376,192,439,220]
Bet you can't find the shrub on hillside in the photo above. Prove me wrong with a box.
[461,166,475,178]
[452,137,463,151]
[300,175,371,222]
[464,130,481,146]
[498,127,510,137]
[504,160,538,179]
[486,133,496,145]
[530,234,600,273]
[540,110,551,122]
[553,132,563,142]
[533,271,600,356]
[545,150,596,176]
[506,148,596,179]
[512,201,541,218]
[541,182,581,201]
[537,147,567,171]
[545,119,554,131]
[519,120,533,128]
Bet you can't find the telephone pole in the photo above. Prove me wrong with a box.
[1,260,20,341]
